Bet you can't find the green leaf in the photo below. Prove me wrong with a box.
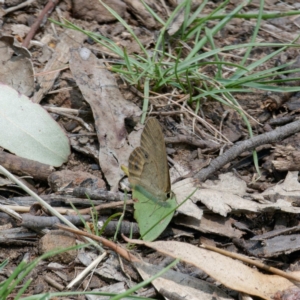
[133,189,177,241]
[0,84,70,166]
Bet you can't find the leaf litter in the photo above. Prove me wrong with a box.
[1,0,300,299]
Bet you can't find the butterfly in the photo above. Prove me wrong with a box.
[128,118,171,203]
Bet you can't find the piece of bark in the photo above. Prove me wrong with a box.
[242,234,300,258]
[124,0,156,29]
[0,150,53,180]
[0,227,37,244]
[0,239,37,246]
[48,170,105,192]
[39,230,77,263]
[251,225,300,241]
[272,145,300,171]
[173,213,244,239]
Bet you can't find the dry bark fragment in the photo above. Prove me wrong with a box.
[39,230,77,263]
[124,0,157,29]
[272,145,300,171]
[48,170,105,192]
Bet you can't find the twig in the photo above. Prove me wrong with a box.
[78,200,134,214]
[56,224,140,262]
[165,134,219,150]
[150,110,185,116]
[21,214,91,230]
[195,119,300,182]
[22,0,59,48]
[1,0,35,16]
[0,151,53,181]
[44,275,64,291]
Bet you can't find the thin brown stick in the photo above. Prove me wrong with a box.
[22,0,59,48]
[1,0,35,16]
[56,224,140,262]
[78,200,134,214]
[44,275,64,291]
[201,243,300,282]
[165,135,219,149]
[21,214,90,230]
[196,119,300,182]
[150,110,185,116]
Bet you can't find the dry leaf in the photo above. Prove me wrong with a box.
[69,48,141,190]
[126,239,297,300]
[135,261,233,300]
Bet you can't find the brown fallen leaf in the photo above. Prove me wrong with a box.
[69,48,141,190]
[124,238,298,300]
[135,261,233,300]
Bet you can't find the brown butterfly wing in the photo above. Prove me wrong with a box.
[141,118,170,194]
[128,118,170,200]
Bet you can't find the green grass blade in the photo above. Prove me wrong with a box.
[240,0,264,67]
[98,0,149,58]
[187,0,251,59]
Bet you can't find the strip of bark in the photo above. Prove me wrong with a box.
[195,119,300,182]
[272,145,300,171]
